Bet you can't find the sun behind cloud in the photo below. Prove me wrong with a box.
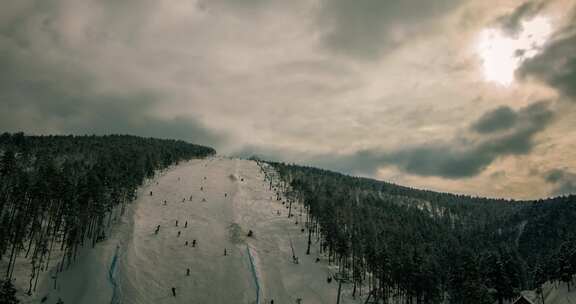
[476,16,552,86]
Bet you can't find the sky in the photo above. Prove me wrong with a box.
[1,0,575,199]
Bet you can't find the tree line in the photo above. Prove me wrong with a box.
[265,161,576,304]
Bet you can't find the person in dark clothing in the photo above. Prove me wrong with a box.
[171,287,176,297]
[185,241,189,246]
[177,231,181,237]
[187,268,190,276]
[192,240,196,247]
[175,220,178,227]
[184,221,188,228]
[150,191,153,196]
[155,225,160,234]
[224,248,227,256]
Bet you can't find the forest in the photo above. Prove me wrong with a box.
[266,161,576,304]
[0,133,215,300]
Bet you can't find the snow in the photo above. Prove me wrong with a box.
[19,157,365,304]
[15,156,574,304]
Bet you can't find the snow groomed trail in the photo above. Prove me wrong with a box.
[33,158,363,304]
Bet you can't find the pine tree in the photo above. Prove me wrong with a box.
[0,279,20,304]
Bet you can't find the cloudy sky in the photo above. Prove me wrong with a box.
[1,0,575,199]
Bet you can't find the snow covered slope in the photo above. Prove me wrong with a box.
[27,158,362,304]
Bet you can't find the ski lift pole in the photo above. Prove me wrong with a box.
[289,238,298,264]
[334,272,350,304]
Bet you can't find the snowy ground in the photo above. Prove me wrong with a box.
[16,157,575,304]
[24,157,364,304]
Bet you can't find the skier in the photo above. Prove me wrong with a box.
[155,225,160,234]
[224,248,227,256]
[163,200,167,206]
[186,268,190,276]
[150,191,153,196]
[224,193,227,198]
[200,186,203,191]
[171,287,176,297]
[178,231,181,237]
[184,221,188,228]
[176,220,178,227]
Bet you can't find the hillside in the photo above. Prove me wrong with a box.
[0,133,215,302]
[267,161,576,304]
[0,133,574,304]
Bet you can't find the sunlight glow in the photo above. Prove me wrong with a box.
[477,16,552,86]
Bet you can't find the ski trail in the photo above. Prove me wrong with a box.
[29,158,364,304]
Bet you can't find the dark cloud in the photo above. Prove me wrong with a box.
[470,106,518,134]
[385,102,553,178]
[497,1,546,36]
[0,13,225,148]
[518,8,576,101]
[545,169,576,196]
[317,0,463,60]
[278,102,554,179]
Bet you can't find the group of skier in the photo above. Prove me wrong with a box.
[152,173,238,299]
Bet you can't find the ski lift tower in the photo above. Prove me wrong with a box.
[334,271,351,304]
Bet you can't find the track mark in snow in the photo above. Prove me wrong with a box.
[108,245,121,304]
[246,246,261,304]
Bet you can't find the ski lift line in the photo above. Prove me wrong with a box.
[246,245,261,304]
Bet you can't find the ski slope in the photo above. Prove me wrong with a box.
[30,158,362,304]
